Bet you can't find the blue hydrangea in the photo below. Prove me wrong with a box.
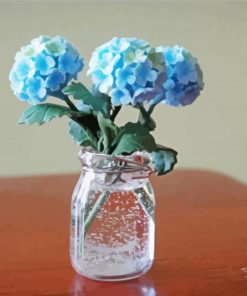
[87,37,166,106]
[9,35,84,104]
[156,46,204,107]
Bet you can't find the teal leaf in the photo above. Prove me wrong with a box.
[63,82,111,117]
[97,113,119,153]
[112,122,157,155]
[68,120,95,147]
[18,103,83,126]
[63,82,94,103]
[93,90,111,117]
[151,145,177,176]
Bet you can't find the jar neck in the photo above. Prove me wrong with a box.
[78,148,153,186]
[82,169,150,191]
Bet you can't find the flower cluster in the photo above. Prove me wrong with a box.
[157,46,204,107]
[87,37,166,106]
[9,36,205,178]
[9,35,84,104]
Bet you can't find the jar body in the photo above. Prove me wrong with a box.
[70,169,155,281]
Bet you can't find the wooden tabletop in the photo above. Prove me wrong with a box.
[0,169,247,296]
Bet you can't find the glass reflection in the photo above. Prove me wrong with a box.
[69,273,166,296]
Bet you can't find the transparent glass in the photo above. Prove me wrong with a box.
[70,150,155,281]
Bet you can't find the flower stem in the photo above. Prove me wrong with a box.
[136,102,147,116]
[147,103,157,116]
[83,191,110,237]
[134,188,155,221]
[64,95,79,111]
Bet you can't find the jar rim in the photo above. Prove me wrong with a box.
[78,148,153,177]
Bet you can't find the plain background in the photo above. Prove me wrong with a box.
[0,1,246,183]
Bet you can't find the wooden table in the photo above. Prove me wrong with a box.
[0,169,247,296]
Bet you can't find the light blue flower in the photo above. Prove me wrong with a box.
[14,59,35,80]
[87,37,166,106]
[9,35,84,104]
[134,59,158,87]
[26,77,47,103]
[115,66,136,88]
[9,71,27,101]
[34,53,55,75]
[46,69,66,92]
[157,46,204,107]
[58,52,83,78]
[111,88,132,105]
[164,46,184,65]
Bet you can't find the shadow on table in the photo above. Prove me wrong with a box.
[69,273,165,296]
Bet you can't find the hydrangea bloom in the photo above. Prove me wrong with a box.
[156,46,204,107]
[87,37,166,106]
[9,35,84,104]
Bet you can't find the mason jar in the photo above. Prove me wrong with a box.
[70,149,155,281]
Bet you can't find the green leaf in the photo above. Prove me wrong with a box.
[112,122,157,155]
[68,120,96,147]
[18,103,83,126]
[97,113,119,153]
[63,82,111,117]
[63,82,94,103]
[151,145,177,176]
[93,90,111,117]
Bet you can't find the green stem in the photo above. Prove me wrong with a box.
[147,103,157,116]
[136,102,148,116]
[64,95,79,111]
[83,191,110,237]
[136,102,156,131]
[134,188,155,221]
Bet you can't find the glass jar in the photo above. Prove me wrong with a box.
[70,149,155,281]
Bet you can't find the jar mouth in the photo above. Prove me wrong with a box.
[78,148,153,177]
